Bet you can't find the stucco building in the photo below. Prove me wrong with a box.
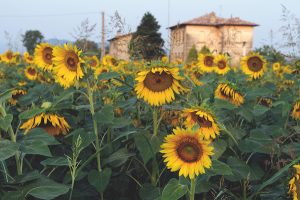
[169,12,258,65]
[108,32,132,61]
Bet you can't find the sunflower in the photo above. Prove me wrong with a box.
[135,67,187,106]
[258,97,272,107]
[198,54,215,73]
[190,70,203,86]
[272,62,280,71]
[291,100,300,120]
[214,54,230,75]
[289,164,300,200]
[23,52,34,64]
[2,50,14,64]
[215,83,244,106]
[161,56,168,64]
[182,107,220,140]
[87,55,100,69]
[52,44,84,88]
[34,43,53,71]
[20,113,70,136]
[160,127,214,179]
[25,66,38,80]
[8,89,27,105]
[240,53,267,79]
[102,55,117,66]
[94,67,109,78]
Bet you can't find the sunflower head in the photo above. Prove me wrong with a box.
[23,52,34,64]
[52,44,84,88]
[160,127,214,179]
[135,67,187,106]
[182,107,220,140]
[9,89,27,105]
[20,113,70,136]
[198,53,215,73]
[240,53,267,79]
[34,43,53,71]
[86,55,100,69]
[289,164,300,200]
[2,50,14,63]
[25,66,38,80]
[272,62,281,71]
[214,54,230,75]
[215,83,244,106]
[291,100,300,120]
[161,56,168,64]
[190,70,203,86]
[258,97,272,107]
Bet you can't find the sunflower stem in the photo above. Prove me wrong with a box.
[153,107,159,137]
[189,178,196,200]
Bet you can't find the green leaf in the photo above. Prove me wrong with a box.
[112,117,131,128]
[88,168,112,193]
[237,107,253,122]
[139,184,160,200]
[19,108,44,120]
[134,134,154,164]
[214,99,236,110]
[103,148,135,167]
[20,141,52,157]
[0,140,19,161]
[0,89,13,104]
[161,178,188,200]
[252,105,269,116]
[41,157,68,167]
[95,105,114,124]
[212,139,227,159]
[0,114,13,131]
[209,160,233,176]
[225,157,250,181]
[98,72,119,80]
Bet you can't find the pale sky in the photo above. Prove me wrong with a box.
[0,0,299,53]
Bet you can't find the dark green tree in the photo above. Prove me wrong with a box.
[254,45,285,63]
[186,45,198,63]
[129,12,164,60]
[74,39,99,52]
[22,30,44,54]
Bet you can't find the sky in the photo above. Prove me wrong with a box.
[0,0,299,53]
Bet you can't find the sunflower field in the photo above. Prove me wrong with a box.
[0,44,300,200]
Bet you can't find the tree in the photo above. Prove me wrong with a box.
[129,12,164,60]
[199,45,211,54]
[74,39,99,52]
[254,45,285,63]
[22,30,44,54]
[186,45,198,64]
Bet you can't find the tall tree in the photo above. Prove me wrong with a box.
[22,30,44,54]
[254,45,285,63]
[129,12,164,60]
[186,45,198,64]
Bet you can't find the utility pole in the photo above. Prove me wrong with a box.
[101,11,106,59]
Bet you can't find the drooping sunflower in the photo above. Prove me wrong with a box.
[272,62,281,71]
[198,53,215,73]
[258,97,272,107]
[87,55,100,69]
[8,89,27,106]
[135,67,187,106]
[190,70,203,86]
[214,54,230,75]
[215,83,244,106]
[34,43,53,71]
[52,44,84,88]
[2,50,14,64]
[23,52,34,64]
[182,107,220,140]
[240,53,267,79]
[25,66,38,80]
[20,113,70,136]
[160,127,214,179]
[289,164,300,200]
[291,100,300,120]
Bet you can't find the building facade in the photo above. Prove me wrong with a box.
[169,12,258,65]
[108,32,132,61]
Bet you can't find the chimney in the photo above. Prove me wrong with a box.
[210,12,217,24]
[116,30,122,37]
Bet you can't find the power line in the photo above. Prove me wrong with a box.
[0,11,101,18]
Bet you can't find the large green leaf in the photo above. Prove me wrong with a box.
[139,184,160,200]
[209,160,233,176]
[41,157,68,167]
[134,134,154,164]
[95,105,114,124]
[0,114,13,131]
[0,140,19,161]
[103,148,135,167]
[19,108,45,120]
[88,168,112,193]
[161,178,188,200]
[212,139,227,159]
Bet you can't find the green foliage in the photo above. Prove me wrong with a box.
[129,12,165,60]
[74,39,99,52]
[199,45,211,54]
[186,44,198,64]
[22,30,44,54]
[254,45,286,63]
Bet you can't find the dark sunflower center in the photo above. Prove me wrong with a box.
[7,52,13,59]
[217,60,227,69]
[191,112,212,128]
[247,56,263,72]
[194,71,202,79]
[12,91,24,100]
[28,68,36,76]
[28,56,33,61]
[43,47,53,65]
[143,71,173,92]
[259,99,271,107]
[65,52,79,71]
[90,59,97,67]
[39,123,61,136]
[204,56,214,67]
[176,137,202,163]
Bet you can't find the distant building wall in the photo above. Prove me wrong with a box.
[109,34,132,61]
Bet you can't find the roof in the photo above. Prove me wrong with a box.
[108,33,133,42]
[168,12,258,29]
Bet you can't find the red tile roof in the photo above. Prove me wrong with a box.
[169,12,258,29]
